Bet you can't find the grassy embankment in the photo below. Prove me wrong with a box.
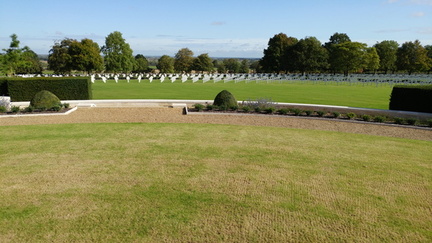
[1,123,431,242]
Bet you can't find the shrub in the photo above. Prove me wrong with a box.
[292,108,302,116]
[374,116,386,123]
[304,110,313,116]
[332,111,340,118]
[241,106,251,112]
[62,103,70,108]
[30,90,61,110]
[346,112,356,120]
[427,119,432,127]
[24,106,34,113]
[213,90,237,108]
[206,104,215,110]
[0,106,6,113]
[389,85,432,113]
[278,108,289,115]
[264,107,276,114]
[230,105,239,111]
[254,106,262,113]
[406,118,418,126]
[51,105,62,111]
[362,115,371,122]
[10,106,20,113]
[394,117,404,125]
[316,111,326,117]
[194,103,204,111]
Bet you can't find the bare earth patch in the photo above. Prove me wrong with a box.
[1,107,431,141]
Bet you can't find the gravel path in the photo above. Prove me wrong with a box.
[1,107,431,141]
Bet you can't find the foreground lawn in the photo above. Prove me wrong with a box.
[1,123,431,242]
[92,80,392,109]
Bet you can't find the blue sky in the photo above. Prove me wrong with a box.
[1,0,431,58]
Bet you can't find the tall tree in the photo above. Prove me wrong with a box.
[425,45,432,73]
[133,54,149,73]
[48,38,74,74]
[174,48,194,72]
[101,31,135,73]
[15,46,43,74]
[49,38,103,74]
[157,55,174,73]
[239,60,250,73]
[69,38,104,73]
[324,32,351,49]
[260,33,298,73]
[329,42,368,75]
[374,40,398,73]
[223,58,241,73]
[290,37,328,74]
[364,47,380,73]
[2,34,23,75]
[396,40,430,74]
[191,53,213,72]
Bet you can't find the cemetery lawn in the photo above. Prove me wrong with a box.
[92,80,392,109]
[1,123,431,242]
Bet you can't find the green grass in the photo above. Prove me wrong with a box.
[1,123,431,242]
[92,80,392,109]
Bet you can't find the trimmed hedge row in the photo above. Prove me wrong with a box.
[389,85,432,113]
[1,77,92,101]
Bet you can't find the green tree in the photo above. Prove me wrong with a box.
[330,42,368,75]
[2,34,23,75]
[191,53,213,72]
[49,38,103,74]
[174,48,194,72]
[101,31,135,73]
[374,40,398,73]
[223,58,241,73]
[291,37,328,74]
[48,38,74,74]
[396,40,430,74]
[260,33,298,72]
[324,32,351,49]
[15,46,43,74]
[69,38,104,73]
[239,60,249,73]
[157,55,175,73]
[425,45,432,73]
[364,47,380,73]
[133,54,149,73]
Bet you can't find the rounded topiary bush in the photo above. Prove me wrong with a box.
[213,90,237,108]
[30,90,61,109]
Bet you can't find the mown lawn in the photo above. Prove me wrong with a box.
[1,123,430,242]
[92,80,392,109]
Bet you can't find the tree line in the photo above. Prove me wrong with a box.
[259,32,432,75]
[1,31,431,75]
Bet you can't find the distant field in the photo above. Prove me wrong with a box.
[1,123,431,242]
[92,80,393,109]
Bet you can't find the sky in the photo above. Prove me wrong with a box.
[0,0,431,58]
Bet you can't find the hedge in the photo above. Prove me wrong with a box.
[389,85,432,113]
[0,79,8,96]
[2,77,92,101]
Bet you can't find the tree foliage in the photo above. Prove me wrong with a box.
[329,42,368,75]
[101,31,135,73]
[374,40,398,73]
[174,48,194,72]
[49,38,103,74]
[191,53,213,72]
[396,40,430,74]
[223,59,241,73]
[1,34,42,75]
[290,37,328,73]
[133,54,149,73]
[157,55,175,73]
[260,33,298,72]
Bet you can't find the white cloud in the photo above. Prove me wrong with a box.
[411,11,425,17]
[409,0,432,5]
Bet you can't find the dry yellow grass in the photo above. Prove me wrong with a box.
[0,123,431,242]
